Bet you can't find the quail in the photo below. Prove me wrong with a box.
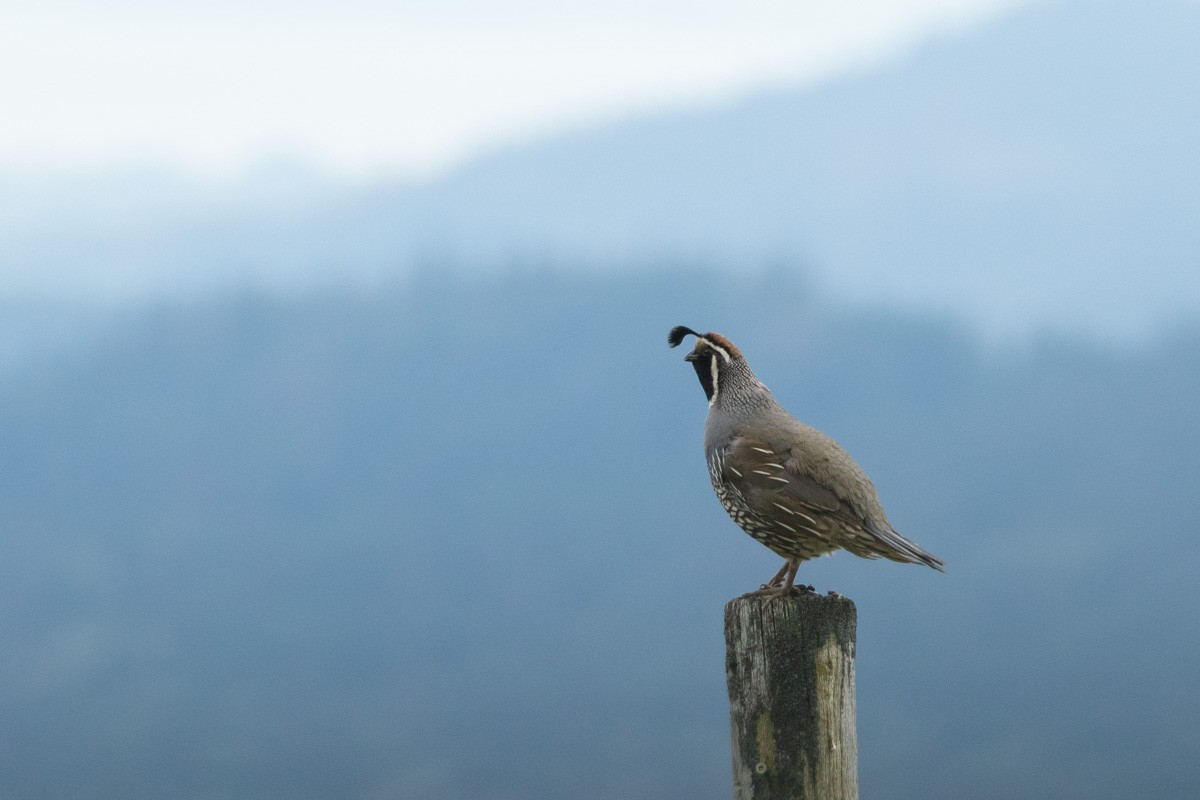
[668,326,944,595]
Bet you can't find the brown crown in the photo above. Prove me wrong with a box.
[702,332,743,360]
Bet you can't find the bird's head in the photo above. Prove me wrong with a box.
[667,325,745,404]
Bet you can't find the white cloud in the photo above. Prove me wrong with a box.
[0,0,1030,179]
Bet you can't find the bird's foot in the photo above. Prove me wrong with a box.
[759,560,792,591]
[751,559,814,599]
[748,583,816,600]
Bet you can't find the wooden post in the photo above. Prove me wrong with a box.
[724,592,858,800]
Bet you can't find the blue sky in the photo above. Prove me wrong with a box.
[2,0,1028,180]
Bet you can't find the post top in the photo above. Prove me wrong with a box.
[726,590,856,610]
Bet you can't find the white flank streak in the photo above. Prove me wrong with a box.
[729,466,742,477]
[751,470,773,476]
[766,476,790,484]
[772,502,794,515]
[763,463,785,470]
[796,511,819,526]
[751,447,774,455]
[777,521,797,533]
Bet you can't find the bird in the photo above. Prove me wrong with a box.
[668,325,944,595]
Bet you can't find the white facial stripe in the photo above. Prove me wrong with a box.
[708,352,720,407]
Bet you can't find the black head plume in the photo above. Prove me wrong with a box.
[667,326,702,348]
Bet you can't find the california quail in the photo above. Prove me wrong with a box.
[668,326,944,595]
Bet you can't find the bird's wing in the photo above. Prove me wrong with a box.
[717,433,946,570]
[724,433,945,570]
[718,434,868,534]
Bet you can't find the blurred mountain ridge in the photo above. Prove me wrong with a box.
[4,0,1199,338]
[2,271,1198,798]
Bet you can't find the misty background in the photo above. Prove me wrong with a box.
[3,0,1199,798]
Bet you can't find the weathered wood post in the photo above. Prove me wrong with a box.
[724,592,858,800]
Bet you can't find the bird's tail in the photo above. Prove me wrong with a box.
[870,523,946,572]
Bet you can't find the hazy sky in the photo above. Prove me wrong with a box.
[3,0,1029,180]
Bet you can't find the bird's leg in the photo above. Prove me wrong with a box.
[772,559,815,597]
[759,559,792,590]
[750,558,810,597]
[777,558,802,596]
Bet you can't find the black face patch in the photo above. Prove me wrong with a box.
[693,351,716,400]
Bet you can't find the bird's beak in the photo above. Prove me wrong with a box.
[683,351,699,362]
